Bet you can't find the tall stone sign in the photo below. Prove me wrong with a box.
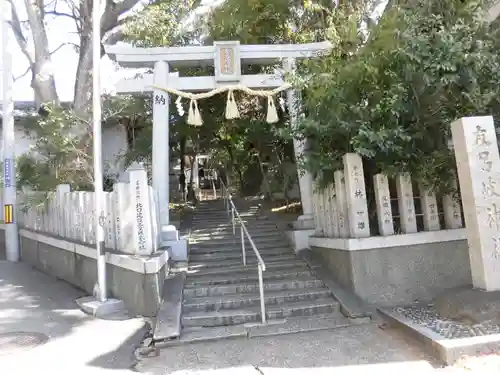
[396,173,417,234]
[373,174,394,236]
[451,116,500,291]
[343,153,370,238]
[334,170,350,238]
[128,162,153,256]
[442,177,463,229]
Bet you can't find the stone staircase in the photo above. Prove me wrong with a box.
[165,199,367,345]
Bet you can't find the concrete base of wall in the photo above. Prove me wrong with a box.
[284,229,315,253]
[18,229,168,317]
[309,229,473,306]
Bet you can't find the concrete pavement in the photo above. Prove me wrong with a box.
[1,260,499,375]
[0,261,146,374]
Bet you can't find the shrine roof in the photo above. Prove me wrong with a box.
[104,41,332,69]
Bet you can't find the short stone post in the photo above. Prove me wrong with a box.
[75,192,85,242]
[128,162,154,256]
[114,182,134,254]
[322,187,332,237]
[149,186,159,252]
[69,192,79,240]
[55,184,70,237]
[104,192,117,250]
[374,174,394,236]
[328,184,340,237]
[442,177,463,229]
[343,153,370,238]
[451,115,500,291]
[396,173,417,234]
[316,187,325,235]
[334,170,350,237]
[419,185,441,231]
[82,192,93,244]
[312,182,322,235]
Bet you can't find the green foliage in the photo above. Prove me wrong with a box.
[123,0,202,47]
[17,97,145,192]
[296,0,500,194]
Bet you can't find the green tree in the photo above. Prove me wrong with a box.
[296,0,500,194]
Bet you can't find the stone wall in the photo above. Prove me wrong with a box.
[293,152,470,306]
[310,231,472,305]
[17,228,166,317]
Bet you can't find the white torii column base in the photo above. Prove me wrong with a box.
[152,60,187,261]
[160,225,187,262]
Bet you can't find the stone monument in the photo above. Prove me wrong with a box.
[451,115,500,291]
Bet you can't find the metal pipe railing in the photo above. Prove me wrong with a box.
[220,178,267,324]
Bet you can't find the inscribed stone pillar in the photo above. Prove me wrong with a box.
[316,187,325,235]
[419,185,441,231]
[451,115,500,290]
[55,184,70,237]
[328,184,340,237]
[442,177,463,229]
[334,170,350,238]
[114,182,134,254]
[322,187,332,237]
[104,192,116,250]
[312,181,323,235]
[284,58,314,229]
[396,173,417,234]
[62,192,72,238]
[374,174,394,236]
[128,162,153,256]
[152,60,178,242]
[343,153,370,238]
[149,186,159,252]
[82,192,94,244]
[75,192,85,242]
[69,193,79,240]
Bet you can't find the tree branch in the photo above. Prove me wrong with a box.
[45,10,78,20]
[8,0,34,65]
[14,66,31,81]
[50,42,71,55]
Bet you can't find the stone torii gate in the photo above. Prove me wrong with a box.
[105,41,331,253]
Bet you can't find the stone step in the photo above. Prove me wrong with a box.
[182,298,339,327]
[188,253,298,269]
[183,276,324,298]
[186,259,306,276]
[193,210,258,217]
[154,314,364,347]
[191,222,277,230]
[189,247,291,263]
[189,237,285,249]
[189,235,286,245]
[183,287,333,313]
[189,246,292,259]
[190,226,280,235]
[185,267,311,286]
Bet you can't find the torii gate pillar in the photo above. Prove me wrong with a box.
[152,60,186,259]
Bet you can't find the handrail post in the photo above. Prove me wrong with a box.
[231,206,235,235]
[258,264,266,324]
[240,225,246,266]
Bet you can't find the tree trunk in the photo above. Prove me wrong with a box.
[73,32,94,116]
[21,0,59,106]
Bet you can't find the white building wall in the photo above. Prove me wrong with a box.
[0,124,129,179]
[102,124,129,179]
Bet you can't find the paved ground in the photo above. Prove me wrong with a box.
[137,326,500,375]
[0,261,146,374]
[1,260,499,375]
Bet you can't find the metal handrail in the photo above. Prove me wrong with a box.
[219,178,267,324]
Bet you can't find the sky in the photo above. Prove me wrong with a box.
[4,0,119,102]
[2,0,386,103]
[1,0,220,103]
